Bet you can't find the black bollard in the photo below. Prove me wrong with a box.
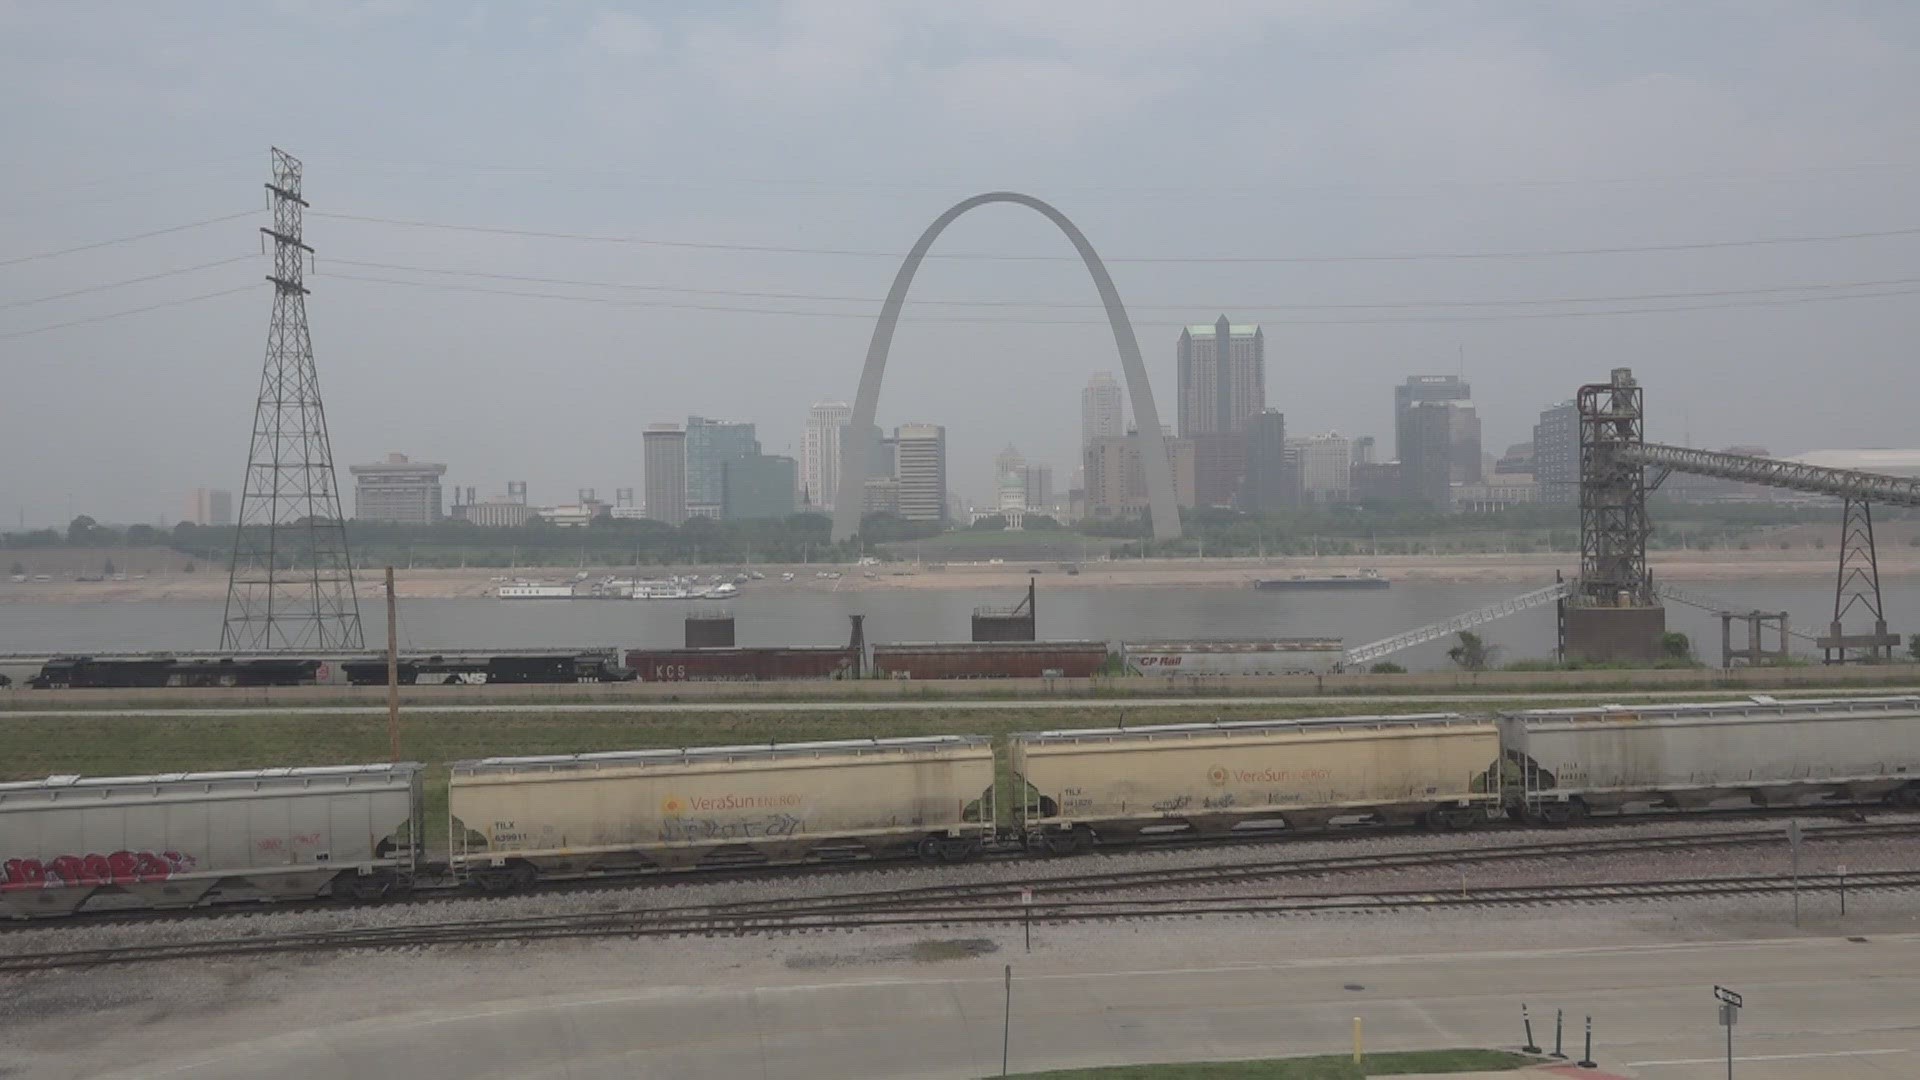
[1552,1009,1567,1059]
[1522,1004,1541,1054]
[1578,1015,1597,1069]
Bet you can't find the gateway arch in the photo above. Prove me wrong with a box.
[831,192,1183,544]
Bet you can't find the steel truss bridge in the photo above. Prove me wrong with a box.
[1347,369,1914,668]
[1624,443,1920,507]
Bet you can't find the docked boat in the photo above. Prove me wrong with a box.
[1253,569,1390,591]
[497,583,575,599]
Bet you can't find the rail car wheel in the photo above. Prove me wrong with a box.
[1531,800,1589,827]
[473,860,538,892]
[331,873,383,901]
[1037,827,1094,856]
[916,835,945,863]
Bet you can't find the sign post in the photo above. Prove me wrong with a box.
[1787,820,1802,927]
[1715,986,1743,1080]
[1002,965,1013,1077]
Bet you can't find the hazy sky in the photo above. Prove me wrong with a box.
[4,2,1919,526]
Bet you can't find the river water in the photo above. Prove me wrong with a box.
[2,580,1908,671]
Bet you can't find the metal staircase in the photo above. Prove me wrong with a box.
[1341,580,1572,668]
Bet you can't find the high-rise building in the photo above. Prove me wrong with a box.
[1177,317,1265,437]
[837,424,893,502]
[862,478,902,516]
[1450,405,1483,484]
[801,401,853,511]
[1350,436,1376,467]
[892,423,947,523]
[1401,402,1458,507]
[684,416,759,519]
[1190,434,1248,509]
[186,487,233,527]
[349,453,446,524]
[1178,317,1263,508]
[1084,434,1196,520]
[722,454,798,520]
[1494,442,1536,476]
[1352,461,1402,504]
[1394,375,1480,484]
[459,498,532,527]
[1532,400,1578,505]
[1023,464,1053,512]
[642,424,687,526]
[1287,433,1354,502]
[1081,372,1124,451]
[1244,409,1296,512]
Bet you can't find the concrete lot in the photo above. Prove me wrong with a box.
[7,909,1920,1079]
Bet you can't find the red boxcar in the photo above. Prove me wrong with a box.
[622,647,858,682]
[870,641,1109,679]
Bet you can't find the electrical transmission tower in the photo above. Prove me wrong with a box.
[220,148,363,651]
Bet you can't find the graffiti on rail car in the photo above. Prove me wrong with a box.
[659,812,804,843]
[2,850,197,890]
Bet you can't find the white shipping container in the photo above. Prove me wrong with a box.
[449,735,996,883]
[0,763,422,918]
[1500,696,1920,816]
[1014,715,1500,844]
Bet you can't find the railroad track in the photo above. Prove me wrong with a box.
[668,818,1920,918]
[6,867,1916,974]
[5,818,1914,938]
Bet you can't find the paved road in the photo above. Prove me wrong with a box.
[76,931,1920,1080]
[4,686,1915,719]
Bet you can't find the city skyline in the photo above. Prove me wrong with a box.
[6,6,1920,526]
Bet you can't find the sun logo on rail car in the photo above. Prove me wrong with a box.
[1207,766,1229,787]
[662,796,684,814]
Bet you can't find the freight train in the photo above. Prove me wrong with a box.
[9,650,635,689]
[6,695,1916,917]
[4,639,1345,689]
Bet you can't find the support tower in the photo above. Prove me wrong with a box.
[1821,498,1899,662]
[220,148,363,651]
[1566,367,1665,661]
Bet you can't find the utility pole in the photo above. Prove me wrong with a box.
[221,147,362,651]
[385,566,400,763]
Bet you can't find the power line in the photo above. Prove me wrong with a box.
[0,284,259,341]
[0,255,255,310]
[323,256,1920,313]
[310,209,1920,264]
[317,269,1920,327]
[0,211,259,269]
[289,155,1920,196]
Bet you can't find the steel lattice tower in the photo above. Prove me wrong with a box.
[219,148,363,651]
[1575,367,1654,607]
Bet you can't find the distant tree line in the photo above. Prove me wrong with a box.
[2,498,1893,568]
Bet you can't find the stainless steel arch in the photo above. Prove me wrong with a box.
[831,192,1182,544]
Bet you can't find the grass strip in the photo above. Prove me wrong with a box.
[1005,1048,1539,1077]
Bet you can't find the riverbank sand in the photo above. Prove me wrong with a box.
[4,548,1912,603]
